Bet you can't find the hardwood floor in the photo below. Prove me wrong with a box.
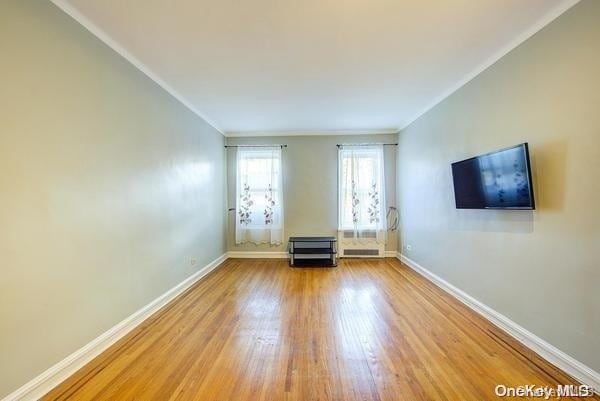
[44,258,596,400]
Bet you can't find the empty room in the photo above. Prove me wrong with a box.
[1,0,599,400]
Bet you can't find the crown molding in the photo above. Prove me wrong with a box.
[50,0,579,138]
[225,129,399,138]
[398,0,580,132]
[49,0,225,136]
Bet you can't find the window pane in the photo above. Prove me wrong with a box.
[339,148,383,230]
[237,148,282,229]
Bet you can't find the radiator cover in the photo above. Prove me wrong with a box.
[338,232,385,258]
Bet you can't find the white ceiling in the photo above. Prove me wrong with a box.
[53,0,578,136]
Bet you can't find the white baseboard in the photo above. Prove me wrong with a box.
[10,252,596,400]
[398,253,600,393]
[227,250,397,258]
[2,253,228,401]
[227,251,288,258]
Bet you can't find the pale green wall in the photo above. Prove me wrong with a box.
[397,0,599,372]
[226,135,398,253]
[0,1,226,397]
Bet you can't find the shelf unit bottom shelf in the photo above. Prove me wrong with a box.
[291,258,337,267]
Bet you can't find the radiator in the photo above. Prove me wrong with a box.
[337,231,385,258]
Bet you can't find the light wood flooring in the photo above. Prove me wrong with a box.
[44,258,597,400]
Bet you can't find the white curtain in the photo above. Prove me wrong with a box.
[338,145,386,244]
[235,146,284,245]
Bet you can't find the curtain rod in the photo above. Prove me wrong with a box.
[224,144,287,149]
[338,143,398,146]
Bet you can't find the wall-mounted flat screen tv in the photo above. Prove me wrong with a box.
[451,143,535,209]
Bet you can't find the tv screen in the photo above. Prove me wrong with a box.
[451,143,535,209]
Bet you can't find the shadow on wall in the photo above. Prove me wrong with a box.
[531,138,568,212]
[447,139,568,234]
[450,209,534,234]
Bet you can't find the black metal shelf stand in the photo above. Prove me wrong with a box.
[288,236,337,267]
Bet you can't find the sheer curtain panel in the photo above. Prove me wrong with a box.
[235,147,284,245]
[338,145,387,244]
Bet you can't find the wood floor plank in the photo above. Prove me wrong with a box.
[43,258,598,400]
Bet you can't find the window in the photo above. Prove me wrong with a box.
[235,147,284,245]
[338,145,386,243]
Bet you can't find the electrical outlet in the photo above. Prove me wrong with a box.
[191,258,197,266]
[406,244,412,251]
